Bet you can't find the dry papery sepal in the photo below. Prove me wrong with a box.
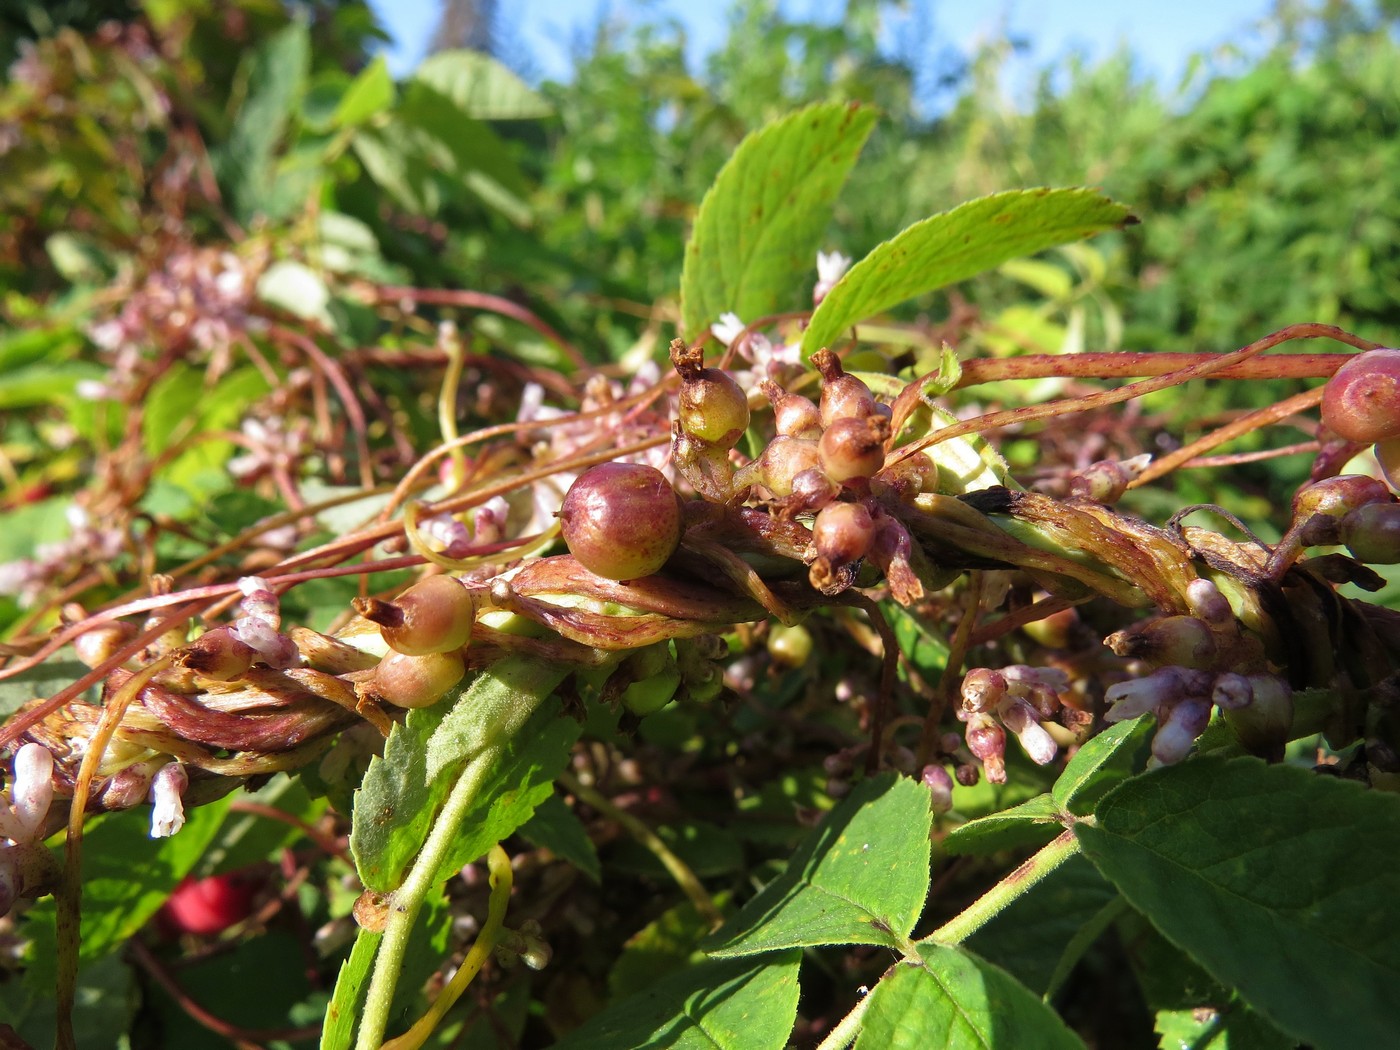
[0,321,1397,931]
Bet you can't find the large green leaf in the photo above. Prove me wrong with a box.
[553,952,801,1050]
[704,772,931,957]
[942,793,1062,856]
[217,19,310,221]
[853,942,1085,1050]
[349,656,570,892]
[521,793,602,884]
[333,55,395,128]
[1051,715,1152,815]
[801,188,1134,356]
[1076,755,1400,1050]
[680,102,876,341]
[413,50,551,120]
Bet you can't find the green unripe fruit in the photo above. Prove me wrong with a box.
[1321,348,1400,442]
[1340,501,1400,563]
[356,575,475,655]
[560,463,683,581]
[621,665,683,715]
[680,367,750,448]
[367,649,466,708]
[767,623,813,667]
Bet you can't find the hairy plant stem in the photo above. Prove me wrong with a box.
[928,827,1081,945]
[814,990,875,1050]
[382,844,514,1050]
[355,746,500,1050]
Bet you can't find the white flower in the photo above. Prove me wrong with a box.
[711,312,746,347]
[0,743,54,844]
[814,250,852,305]
[149,763,189,838]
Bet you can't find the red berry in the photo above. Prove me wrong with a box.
[366,649,467,708]
[559,463,682,581]
[812,349,877,426]
[1321,348,1400,443]
[160,873,257,936]
[758,436,821,497]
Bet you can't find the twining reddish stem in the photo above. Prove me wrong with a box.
[269,324,376,489]
[128,939,322,1044]
[371,285,591,371]
[893,323,1378,466]
[952,349,1373,389]
[1130,387,1327,487]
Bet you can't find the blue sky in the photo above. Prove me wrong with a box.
[365,0,1278,91]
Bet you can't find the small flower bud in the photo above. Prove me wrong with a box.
[1186,578,1233,626]
[1069,454,1152,504]
[920,764,955,814]
[7,744,53,841]
[73,620,137,669]
[960,668,1008,715]
[149,762,189,839]
[999,699,1059,766]
[1104,667,1212,722]
[1151,698,1212,765]
[1210,672,1254,711]
[965,713,1007,784]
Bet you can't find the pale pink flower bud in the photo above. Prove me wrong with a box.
[1211,672,1254,711]
[920,765,955,814]
[1186,578,1233,626]
[237,576,280,628]
[960,668,1008,716]
[965,712,1007,784]
[11,743,53,839]
[149,763,189,838]
[1150,698,1213,765]
[999,699,1059,766]
[1105,667,1208,722]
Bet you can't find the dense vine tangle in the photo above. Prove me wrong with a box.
[2,323,1399,921]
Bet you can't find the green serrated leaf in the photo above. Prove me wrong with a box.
[1076,755,1400,1050]
[521,794,602,884]
[942,793,1062,856]
[349,657,570,892]
[322,927,378,1050]
[1051,716,1152,815]
[854,942,1086,1050]
[429,709,579,885]
[413,50,551,120]
[218,19,310,221]
[802,188,1134,357]
[704,772,931,957]
[554,951,801,1050]
[680,102,876,341]
[334,55,395,127]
